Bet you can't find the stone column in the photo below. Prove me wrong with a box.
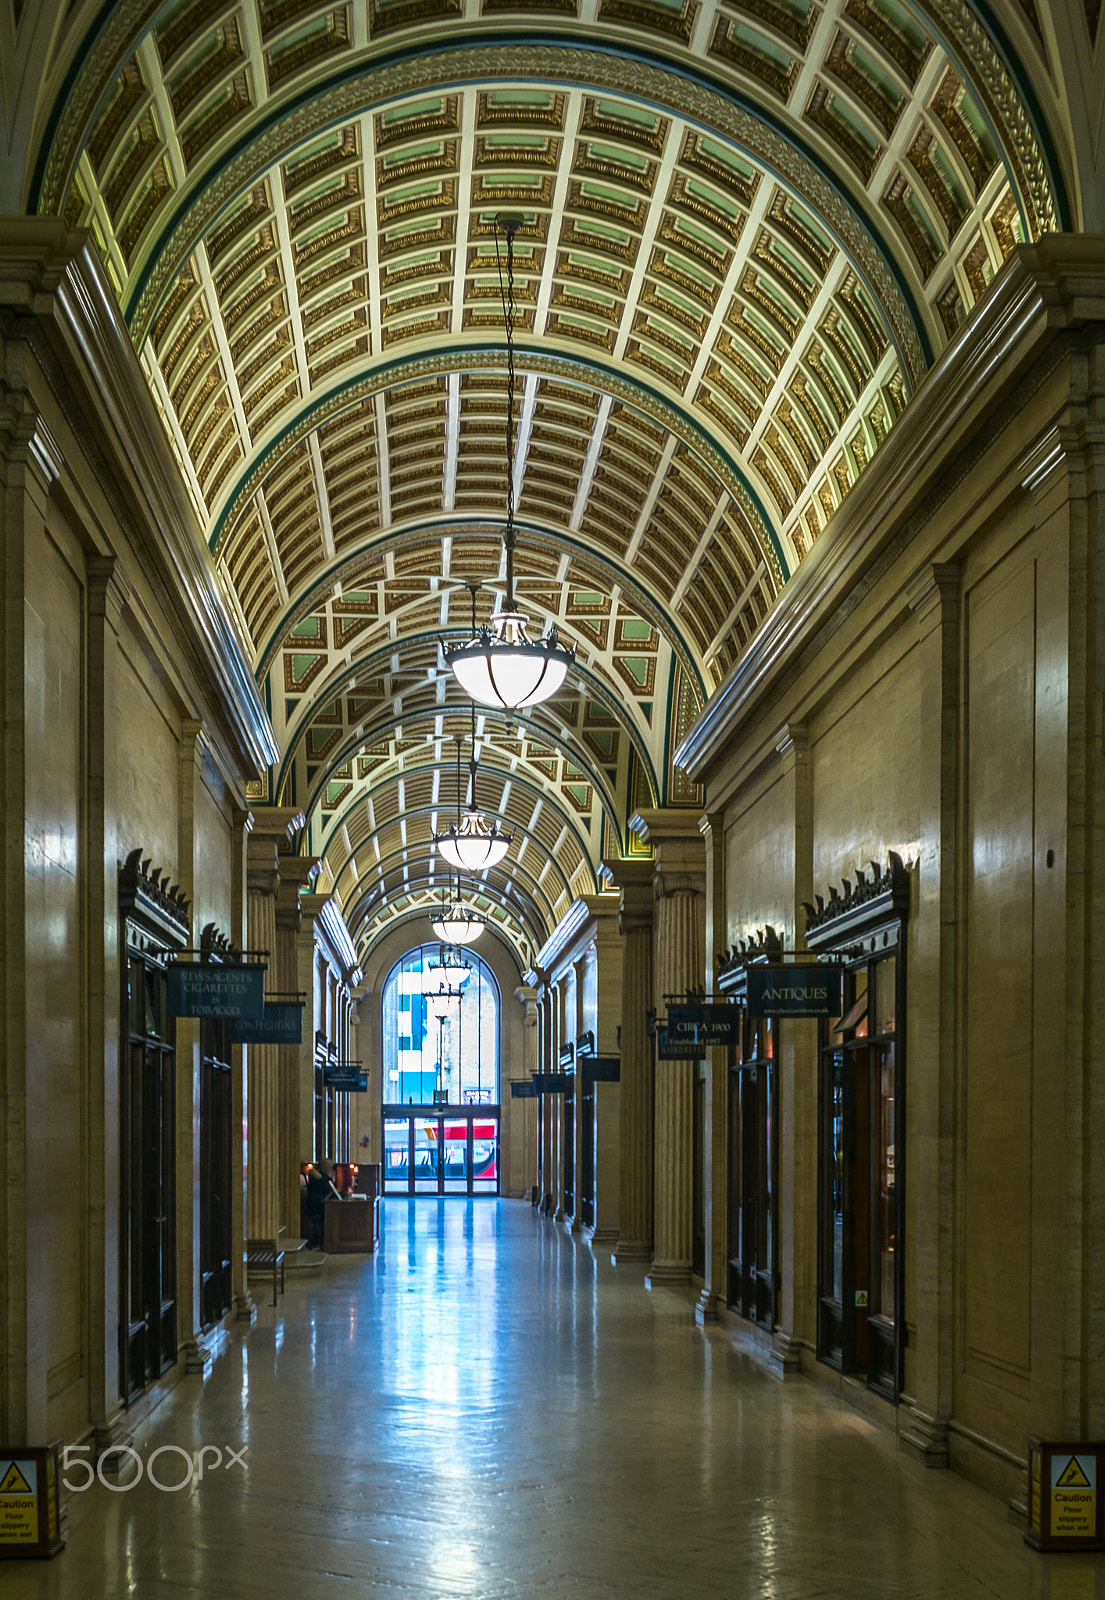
[632,813,705,1290]
[86,551,136,1437]
[229,809,256,1325]
[541,987,556,1214]
[591,909,623,1249]
[273,848,317,1234]
[771,724,814,1380]
[569,960,586,1232]
[513,986,539,1199]
[246,833,281,1240]
[696,812,726,1324]
[176,718,209,1375]
[610,861,654,1262]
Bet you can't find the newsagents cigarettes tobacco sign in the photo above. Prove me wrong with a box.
[745,966,843,1018]
[167,963,266,1019]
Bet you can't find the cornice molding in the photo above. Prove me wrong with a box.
[0,222,278,776]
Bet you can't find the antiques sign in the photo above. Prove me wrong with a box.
[746,965,843,1017]
[167,963,265,1019]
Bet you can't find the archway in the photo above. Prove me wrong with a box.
[380,945,501,1197]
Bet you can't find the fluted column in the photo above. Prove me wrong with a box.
[513,986,539,1199]
[696,811,727,1325]
[625,813,705,1292]
[541,989,555,1213]
[610,861,654,1262]
[246,836,281,1239]
[647,879,702,1287]
[273,851,317,1234]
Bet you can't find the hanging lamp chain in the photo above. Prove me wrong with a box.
[496,215,520,610]
[470,696,478,812]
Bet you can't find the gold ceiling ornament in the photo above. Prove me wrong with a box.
[445,216,575,710]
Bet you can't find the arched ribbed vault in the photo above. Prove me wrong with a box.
[18,0,1081,966]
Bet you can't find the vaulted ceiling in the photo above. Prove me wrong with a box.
[16,0,1083,967]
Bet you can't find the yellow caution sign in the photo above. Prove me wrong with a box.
[1051,1454,1096,1538]
[0,1459,38,1546]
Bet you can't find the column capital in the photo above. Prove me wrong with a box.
[604,858,654,935]
[86,553,133,632]
[275,855,321,930]
[907,562,960,630]
[248,805,307,849]
[774,721,808,763]
[628,808,703,847]
[246,834,281,896]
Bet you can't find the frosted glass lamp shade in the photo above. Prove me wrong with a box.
[430,900,484,945]
[435,810,512,871]
[446,612,573,710]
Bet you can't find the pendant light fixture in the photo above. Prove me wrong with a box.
[430,878,484,946]
[445,216,574,710]
[434,706,512,871]
[429,944,471,987]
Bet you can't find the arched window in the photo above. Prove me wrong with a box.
[381,945,500,1106]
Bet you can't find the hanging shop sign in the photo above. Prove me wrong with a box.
[746,965,843,1018]
[167,962,266,1020]
[581,1057,620,1082]
[323,1065,368,1093]
[0,1445,64,1559]
[231,1002,303,1045]
[655,1028,703,1060]
[509,1080,538,1099]
[533,1072,572,1093]
[667,1005,742,1046]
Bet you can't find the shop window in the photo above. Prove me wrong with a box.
[118,850,189,1404]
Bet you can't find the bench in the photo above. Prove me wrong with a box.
[246,1228,286,1306]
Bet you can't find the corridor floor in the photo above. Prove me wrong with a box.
[1,1199,1100,1600]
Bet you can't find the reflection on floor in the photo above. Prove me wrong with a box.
[2,1199,1099,1599]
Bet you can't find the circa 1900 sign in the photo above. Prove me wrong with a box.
[745,965,843,1018]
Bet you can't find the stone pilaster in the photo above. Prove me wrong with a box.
[85,552,134,1427]
[648,875,702,1287]
[626,813,705,1291]
[610,862,653,1262]
[771,724,813,1381]
[274,850,317,1231]
[175,719,206,1372]
[696,812,726,1325]
[246,834,281,1239]
[513,985,540,1199]
[899,563,959,1464]
[540,989,555,1213]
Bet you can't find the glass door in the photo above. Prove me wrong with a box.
[383,1116,414,1194]
[381,1108,501,1196]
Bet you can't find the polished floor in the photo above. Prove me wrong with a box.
[1,1200,1101,1600]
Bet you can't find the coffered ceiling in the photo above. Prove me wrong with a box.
[18,0,1080,965]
